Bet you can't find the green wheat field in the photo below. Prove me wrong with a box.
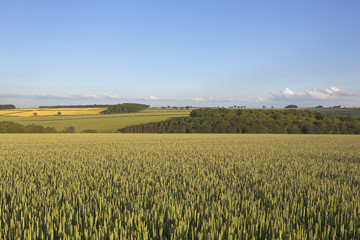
[1,134,359,239]
[0,108,191,133]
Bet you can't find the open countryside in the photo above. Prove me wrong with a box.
[0,108,106,117]
[3,104,359,238]
[1,106,360,133]
[0,108,192,132]
[2,1,360,239]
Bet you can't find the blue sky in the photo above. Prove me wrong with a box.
[1,0,360,108]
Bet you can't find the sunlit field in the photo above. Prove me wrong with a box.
[0,108,192,132]
[0,108,107,117]
[0,134,359,239]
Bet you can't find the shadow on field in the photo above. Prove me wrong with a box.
[170,117,185,121]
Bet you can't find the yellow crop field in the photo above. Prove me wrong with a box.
[0,108,106,116]
[0,108,192,132]
[0,134,359,239]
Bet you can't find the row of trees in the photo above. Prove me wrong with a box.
[33,112,62,116]
[0,104,16,109]
[0,121,57,133]
[102,103,149,114]
[0,121,76,133]
[121,108,360,134]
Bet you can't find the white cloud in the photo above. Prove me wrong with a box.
[255,97,264,103]
[102,94,165,101]
[1,93,173,102]
[79,94,99,99]
[1,93,239,103]
[272,86,360,101]
[190,97,213,102]
[190,97,236,102]
[145,95,161,100]
[0,93,99,100]
[101,93,130,99]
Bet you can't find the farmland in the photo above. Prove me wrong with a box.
[1,107,359,133]
[0,134,359,239]
[0,108,107,117]
[0,108,191,132]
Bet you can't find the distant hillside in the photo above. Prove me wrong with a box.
[102,103,149,114]
[121,108,360,134]
[0,108,191,133]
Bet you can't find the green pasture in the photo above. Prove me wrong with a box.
[0,108,191,132]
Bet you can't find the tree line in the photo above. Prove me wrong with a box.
[0,121,78,133]
[121,108,360,134]
[0,104,16,109]
[102,103,149,114]
[0,121,57,133]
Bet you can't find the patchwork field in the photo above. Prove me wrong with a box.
[1,107,359,133]
[0,108,191,132]
[0,134,359,239]
[0,108,107,117]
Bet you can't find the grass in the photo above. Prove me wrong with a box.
[0,108,192,132]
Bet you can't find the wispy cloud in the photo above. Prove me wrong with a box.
[0,93,171,102]
[272,87,360,101]
[1,93,239,103]
[255,97,264,103]
[190,97,236,102]
[77,94,99,99]
[145,95,161,100]
[101,93,130,100]
[190,97,215,102]
[0,93,99,100]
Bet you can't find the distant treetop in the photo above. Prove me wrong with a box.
[102,103,149,114]
[0,121,57,133]
[285,105,298,108]
[121,108,360,134]
[0,104,16,110]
